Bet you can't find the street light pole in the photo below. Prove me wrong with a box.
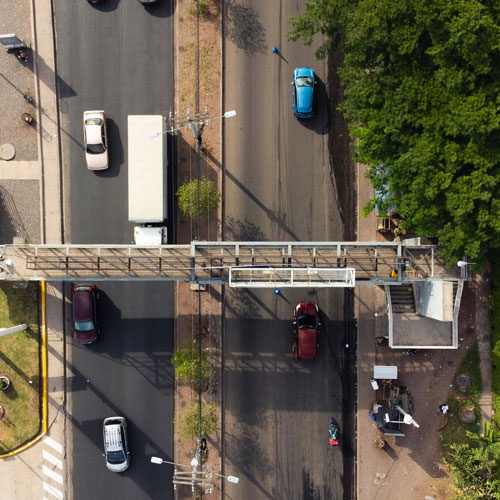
[150,456,240,493]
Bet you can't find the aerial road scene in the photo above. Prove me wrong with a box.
[0,1,499,500]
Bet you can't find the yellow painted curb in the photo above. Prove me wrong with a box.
[0,280,48,458]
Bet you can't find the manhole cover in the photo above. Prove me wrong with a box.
[0,143,15,161]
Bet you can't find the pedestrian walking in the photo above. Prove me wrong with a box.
[272,46,279,54]
[17,50,29,62]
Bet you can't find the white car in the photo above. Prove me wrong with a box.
[103,417,130,472]
[83,110,108,170]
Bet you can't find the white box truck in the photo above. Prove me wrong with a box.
[128,115,167,245]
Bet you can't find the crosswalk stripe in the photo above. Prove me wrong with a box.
[43,481,63,500]
[43,465,63,485]
[43,436,63,455]
[43,449,63,470]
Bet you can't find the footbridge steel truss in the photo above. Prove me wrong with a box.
[0,241,462,285]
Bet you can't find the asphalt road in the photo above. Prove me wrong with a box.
[54,2,175,499]
[223,1,355,498]
[65,281,174,500]
[55,0,174,245]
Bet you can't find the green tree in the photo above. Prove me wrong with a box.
[444,443,500,499]
[172,340,211,388]
[288,0,351,59]
[176,177,221,219]
[467,421,500,462]
[174,400,219,440]
[289,0,500,267]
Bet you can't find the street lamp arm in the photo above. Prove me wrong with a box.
[148,110,237,138]
[150,456,192,468]
[204,109,237,125]
[151,456,239,484]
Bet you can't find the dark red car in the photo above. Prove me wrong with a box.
[293,302,320,360]
[73,284,98,344]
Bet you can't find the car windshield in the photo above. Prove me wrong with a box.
[86,143,105,154]
[85,117,103,126]
[296,76,313,88]
[75,320,95,332]
[107,450,126,464]
[297,314,316,329]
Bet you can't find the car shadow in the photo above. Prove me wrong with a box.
[88,0,120,13]
[297,76,330,135]
[142,0,174,18]
[94,118,122,178]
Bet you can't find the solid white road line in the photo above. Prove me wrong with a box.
[42,436,63,455]
[43,449,63,470]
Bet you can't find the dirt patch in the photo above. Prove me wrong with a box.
[365,282,476,499]
[174,0,223,497]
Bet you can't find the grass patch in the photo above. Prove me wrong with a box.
[0,282,40,454]
[178,42,221,108]
[440,342,482,451]
[492,257,500,428]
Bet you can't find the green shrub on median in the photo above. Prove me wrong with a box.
[172,340,211,389]
[174,400,218,440]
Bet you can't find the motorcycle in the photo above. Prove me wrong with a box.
[329,418,339,446]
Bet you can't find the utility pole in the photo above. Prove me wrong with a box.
[151,456,239,494]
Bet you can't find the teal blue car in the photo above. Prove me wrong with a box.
[292,67,316,119]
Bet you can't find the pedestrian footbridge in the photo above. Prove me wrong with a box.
[0,241,463,284]
[0,241,466,349]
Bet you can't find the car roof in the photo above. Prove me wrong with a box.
[86,124,103,145]
[74,288,92,320]
[104,424,123,451]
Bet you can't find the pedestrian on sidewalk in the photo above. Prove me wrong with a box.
[17,50,29,62]
[439,403,449,415]
[272,46,279,54]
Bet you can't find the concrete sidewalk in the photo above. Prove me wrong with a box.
[1,0,66,499]
[0,0,62,245]
[355,162,490,499]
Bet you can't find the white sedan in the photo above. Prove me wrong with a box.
[83,110,108,170]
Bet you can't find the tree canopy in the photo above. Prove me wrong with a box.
[289,0,500,267]
[176,177,221,219]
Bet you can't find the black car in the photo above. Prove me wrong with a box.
[72,284,98,344]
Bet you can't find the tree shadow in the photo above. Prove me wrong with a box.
[224,215,267,241]
[225,1,267,54]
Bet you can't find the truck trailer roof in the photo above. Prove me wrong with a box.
[128,115,167,223]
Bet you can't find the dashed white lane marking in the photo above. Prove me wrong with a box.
[43,481,63,500]
[43,449,63,470]
[42,436,63,455]
[43,465,63,485]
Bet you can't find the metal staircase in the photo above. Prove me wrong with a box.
[389,285,416,313]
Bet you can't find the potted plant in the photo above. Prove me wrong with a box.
[0,375,11,392]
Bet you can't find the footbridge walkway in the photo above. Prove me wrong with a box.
[0,241,462,285]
